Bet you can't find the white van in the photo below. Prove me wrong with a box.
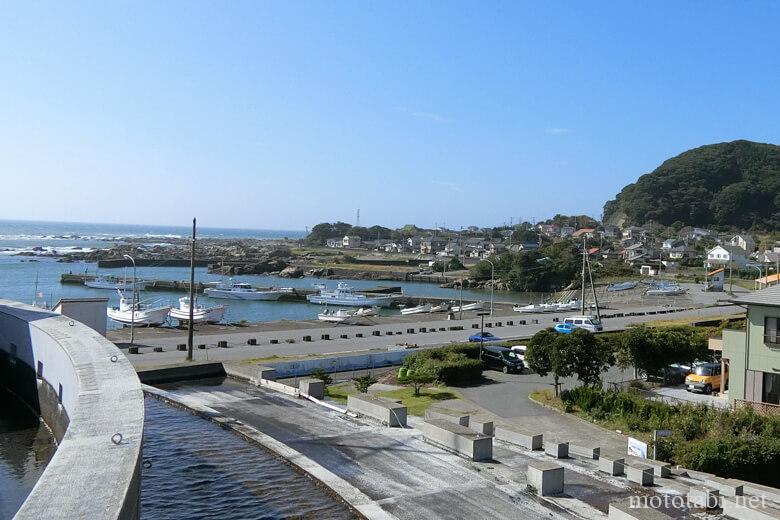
[563,316,603,332]
[510,345,528,368]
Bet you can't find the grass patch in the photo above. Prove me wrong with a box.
[377,386,462,416]
[529,389,564,410]
[324,382,357,404]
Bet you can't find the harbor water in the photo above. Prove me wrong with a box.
[141,396,356,519]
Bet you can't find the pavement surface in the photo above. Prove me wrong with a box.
[647,384,730,409]
[117,302,743,369]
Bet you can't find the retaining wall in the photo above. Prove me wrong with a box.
[0,299,144,520]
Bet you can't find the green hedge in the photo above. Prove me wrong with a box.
[403,344,484,386]
[560,386,780,486]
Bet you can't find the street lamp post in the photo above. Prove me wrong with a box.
[484,259,495,316]
[123,254,136,346]
[747,264,762,290]
[477,311,490,357]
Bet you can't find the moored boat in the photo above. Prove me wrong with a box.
[307,282,398,307]
[400,303,432,315]
[317,308,361,324]
[107,290,171,326]
[451,301,484,312]
[204,280,294,300]
[86,274,147,291]
[168,296,226,324]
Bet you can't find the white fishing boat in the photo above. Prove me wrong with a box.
[553,300,579,311]
[400,303,432,315]
[204,280,294,300]
[353,306,380,317]
[107,290,171,327]
[451,301,484,312]
[317,308,361,324]
[646,285,687,296]
[306,282,398,307]
[168,296,226,324]
[429,301,451,313]
[85,275,147,291]
[513,303,547,313]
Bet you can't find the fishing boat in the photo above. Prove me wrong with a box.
[85,274,148,291]
[107,290,171,327]
[353,306,380,317]
[306,282,398,307]
[607,281,638,292]
[646,284,687,296]
[204,280,294,300]
[451,301,484,312]
[512,303,548,313]
[317,308,362,324]
[168,296,226,324]
[553,300,579,311]
[400,303,432,315]
[430,301,451,313]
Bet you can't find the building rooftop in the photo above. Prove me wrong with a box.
[731,284,780,307]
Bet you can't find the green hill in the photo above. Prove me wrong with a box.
[604,140,780,230]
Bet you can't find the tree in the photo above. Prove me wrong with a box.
[353,374,378,393]
[615,326,710,381]
[400,363,437,396]
[526,329,574,396]
[567,329,615,387]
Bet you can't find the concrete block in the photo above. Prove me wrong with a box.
[347,394,407,427]
[570,442,600,460]
[298,378,324,399]
[743,482,780,503]
[608,500,674,520]
[469,414,494,436]
[527,460,564,496]
[495,424,543,450]
[224,364,277,382]
[425,408,469,426]
[625,455,671,478]
[599,456,625,476]
[687,486,719,509]
[544,441,569,459]
[626,464,654,486]
[705,476,744,497]
[722,496,780,520]
[419,418,493,461]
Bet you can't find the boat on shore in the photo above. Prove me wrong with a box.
[204,280,294,300]
[353,306,380,317]
[400,303,432,315]
[646,283,687,296]
[307,282,398,307]
[317,308,362,324]
[450,301,484,312]
[169,296,226,324]
[107,290,170,326]
[607,281,638,292]
[430,301,451,313]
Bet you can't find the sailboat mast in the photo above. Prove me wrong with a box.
[186,218,196,361]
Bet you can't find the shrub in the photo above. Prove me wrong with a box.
[403,345,484,386]
[353,375,378,393]
[310,367,332,385]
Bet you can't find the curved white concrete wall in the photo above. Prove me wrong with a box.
[0,299,144,520]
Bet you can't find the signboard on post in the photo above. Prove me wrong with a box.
[652,429,673,460]
[628,437,648,458]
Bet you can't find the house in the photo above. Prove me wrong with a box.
[325,237,342,248]
[755,274,780,290]
[342,235,362,248]
[706,245,748,269]
[559,226,575,237]
[487,242,506,255]
[572,228,596,239]
[667,246,697,260]
[537,224,560,237]
[719,286,780,410]
[599,225,621,240]
[519,242,540,251]
[383,242,405,253]
[662,238,685,250]
[680,227,716,241]
[729,235,756,254]
[706,268,725,292]
[621,243,656,264]
[407,236,424,251]
[419,236,447,254]
[622,226,646,241]
[443,242,461,256]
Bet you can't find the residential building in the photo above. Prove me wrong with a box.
[572,228,596,239]
[706,268,725,292]
[755,274,780,290]
[443,242,461,256]
[407,236,424,250]
[599,225,621,240]
[325,237,342,248]
[419,236,447,254]
[559,226,575,237]
[719,287,780,411]
[622,226,646,241]
[729,234,756,254]
[537,224,559,237]
[706,245,748,268]
[342,235,362,248]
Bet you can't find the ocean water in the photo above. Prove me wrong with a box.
[0,220,544,328]
[141,397,356,519]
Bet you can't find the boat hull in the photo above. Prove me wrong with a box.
[307,295,396,307]
[205,289,289,300]
[107,306,171,326]
[169,306,226,324]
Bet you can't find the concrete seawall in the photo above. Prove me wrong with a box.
[0,299,144,520]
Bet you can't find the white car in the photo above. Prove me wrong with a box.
[563,316,603,332]
[510,345,528,368]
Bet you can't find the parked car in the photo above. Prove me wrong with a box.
[563,315,603,332]
[554,323,575,334]
[480,345,524,374]
[510,345,528,368]
[469,331,501,343]
[685,362,727,394]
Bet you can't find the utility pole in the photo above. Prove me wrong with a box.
[586,251,601,321]
[186,218,196,361]
[123,255,136,346]
[728,258,733,295]
[580,238,587,315]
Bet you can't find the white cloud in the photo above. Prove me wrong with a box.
[546,127,574,135]
[397,106,450,124]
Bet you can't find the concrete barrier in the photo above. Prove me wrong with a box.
[688,486,719,509]
[347,394,407,427]
[138,362,226,385]
[626,464,654,486]
[298,378,325,399]
[494,424,543,450]
[544,441,569,459]
[267,350,412,378]
[527,461,564,496]
[608,500,674,519]
[469,414,494,436]
[419,418,492,461]
[224,363,277,382]
[599,456,625,476]
[705,476,744,497]
[722,496,779,520]
[424,408,469,426]
[743,482,780,503]
[625,455,671,477]
[570,442,600,460]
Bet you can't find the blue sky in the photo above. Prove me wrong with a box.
[1,1,778,231]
